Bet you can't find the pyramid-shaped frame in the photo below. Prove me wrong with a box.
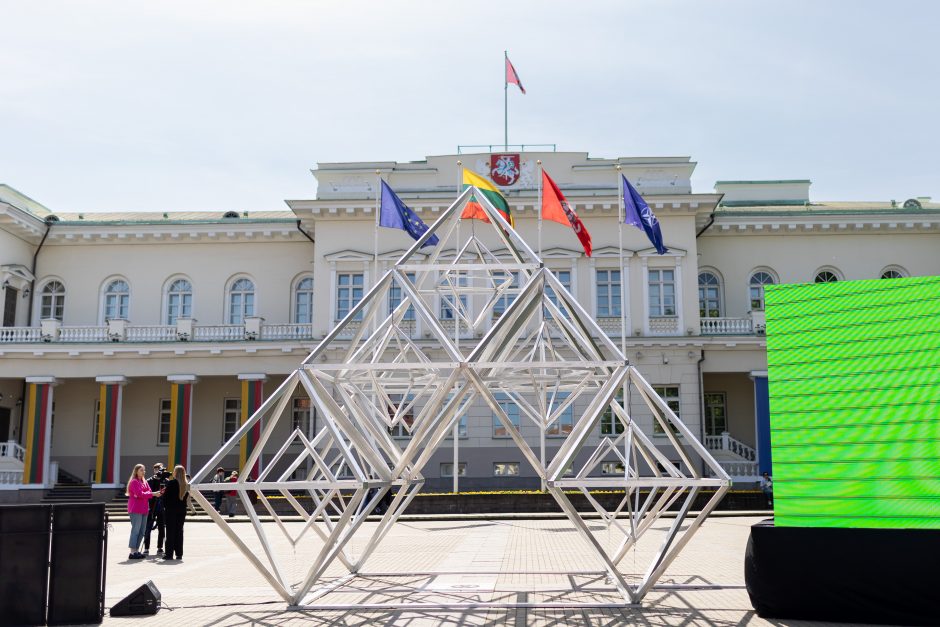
[191,185,731,606]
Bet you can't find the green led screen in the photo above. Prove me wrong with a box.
[765,275,940,529]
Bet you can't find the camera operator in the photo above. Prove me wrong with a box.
[143,463,169,557]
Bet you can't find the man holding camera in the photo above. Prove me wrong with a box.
[143,462,168,556]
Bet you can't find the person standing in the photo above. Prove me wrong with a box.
[125,464,153,560]
[225,471,239,517]
[211,467,226,512]
[143,463,167,556]
[163,465,190,561]
[760,472,774,507]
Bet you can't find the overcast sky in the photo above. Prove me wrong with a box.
[1,1,937,214]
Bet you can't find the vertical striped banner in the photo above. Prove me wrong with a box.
[94,383,123,485]
[239,378,265,479]
[22,382,54,484]
[167,382,193,470]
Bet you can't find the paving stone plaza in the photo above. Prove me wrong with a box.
[102,514,849,626]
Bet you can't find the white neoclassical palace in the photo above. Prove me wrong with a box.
[1,150,937,499]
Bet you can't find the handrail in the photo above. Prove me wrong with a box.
[457,144,557,154]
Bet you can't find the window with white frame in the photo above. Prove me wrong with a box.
[227,278,255,324]
[440,462,467,477]
[492,393,521,438]
[103,279,129,320]
[648,269,676,316]
[294,277,314,324]
[814,270,840,283]
[440,271,469,320]
[388,272,416,320]
[493,462,520,476]
[388,394,415,438]
[545,269,572,307]
[336,272,364,320]
[651,385,681,435]
[880,267,907,279]
[166,279,192,324]
[749,271,776,311]
[600,390,625,436]
[157,399,171,445]
[492,271,519,317]
[546,392,574,437]
[222,398,240,443]
[92,399,100,447]
[698,272,722,318]
[596,269,621,317]
[40,280,65,321]
[445,415,469,439]
[704,392,727,436]
[291,398,315,438]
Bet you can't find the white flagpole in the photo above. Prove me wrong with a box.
[454,159,462,494]
[616,165,630,437]
[537,159,543,258]
[374,170,381,334]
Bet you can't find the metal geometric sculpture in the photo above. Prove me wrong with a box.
[190,185,731,606]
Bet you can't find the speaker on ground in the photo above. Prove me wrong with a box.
[109,581,161,617]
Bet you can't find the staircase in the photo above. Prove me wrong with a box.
[107,493,211,522]
[42,484,92,503]
[704,432,759,483]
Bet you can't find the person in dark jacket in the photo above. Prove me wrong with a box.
[143,463,167,556]
[162,465,190,561]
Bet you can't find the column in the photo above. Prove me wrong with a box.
[167,374,197,470]
[94,375,127,487]
[22,376,57,486]
[238,374,267,479]
[750,370,771,475]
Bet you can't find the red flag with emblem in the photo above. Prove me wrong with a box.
[541,170,592,257]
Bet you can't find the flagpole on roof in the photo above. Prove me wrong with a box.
[374,170,381,334]
[453,160,462,494]
[504,50,508,150]
[616,164,630,444]
[537,159,543,258]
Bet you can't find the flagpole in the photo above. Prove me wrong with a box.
[454,159,462,494]
[616,164,630,435]
[374,170,381,335]
[537,159,543,258]
[504,50,508,150]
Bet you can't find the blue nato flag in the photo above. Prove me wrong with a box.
[622,174,668,255]
[379,180,439,247]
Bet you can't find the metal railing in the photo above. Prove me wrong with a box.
[457,143,557,154]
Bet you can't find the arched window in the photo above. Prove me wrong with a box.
[166,279,192,325]
[814,270,840,283]
[698,272,722,318]
[880,267,907,279]
[228,278,255,324]
[294,277,314,324]
[40,281,65,321]
[103,279,129,320]
[749,271,776,311]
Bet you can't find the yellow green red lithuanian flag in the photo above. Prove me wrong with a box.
[461,169,514,227]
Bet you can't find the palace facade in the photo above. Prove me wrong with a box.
[1,150,937,499]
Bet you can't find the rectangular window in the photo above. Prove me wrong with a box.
[157,399,171,446]
[600,390,625,435]
[704,392,727,436]
[601,461,626,475]
[546,270,572,307]
[92,399,100,447]
[167,292,192,325]
[223,398,240,443]
[596,269,621,317]
[546,392,574,437]
[445,415,469,439]
[295,292,313,324]
[440,272,469,320]
[648,269,676,317]
[336,272,364,321]
[440,462,467,477]
[492,393,521,438]
[652,385,681,435]
[494,462,520,476]
[105,294,129,320]
[292,398,315,438]
[492,271,519,317]
[388,272,416,321]
[388,395,415,438]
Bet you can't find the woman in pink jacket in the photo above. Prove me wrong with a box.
[126,463,155,559]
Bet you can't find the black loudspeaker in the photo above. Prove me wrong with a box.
[0,505,52,626]
[48,503,107,625]
[110,581,161,617]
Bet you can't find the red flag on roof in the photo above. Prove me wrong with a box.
[505,55,525,94]
[541,169,592,257]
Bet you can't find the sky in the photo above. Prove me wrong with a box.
[1,1,937,214]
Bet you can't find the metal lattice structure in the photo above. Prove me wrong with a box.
[190,186,731,607]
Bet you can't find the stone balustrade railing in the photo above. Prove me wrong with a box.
[700,317,753,335]
[0,440,26,462]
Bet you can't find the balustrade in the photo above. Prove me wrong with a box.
[125,325,178,342]
[193,325,245,341]
[0,327,41,343]
[0,470,24,486]
[700,317,754,335]
[58,326,109,342]
[0,441,26,462]
[261,323,314,340]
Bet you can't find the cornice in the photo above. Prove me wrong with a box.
[701,214,940,235]
[41,221,307,244]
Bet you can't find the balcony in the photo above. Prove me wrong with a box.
[700,317,754,335]
[0,322,316,344]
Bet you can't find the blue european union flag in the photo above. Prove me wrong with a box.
[622,174,668,255]
[379,180,439,247]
